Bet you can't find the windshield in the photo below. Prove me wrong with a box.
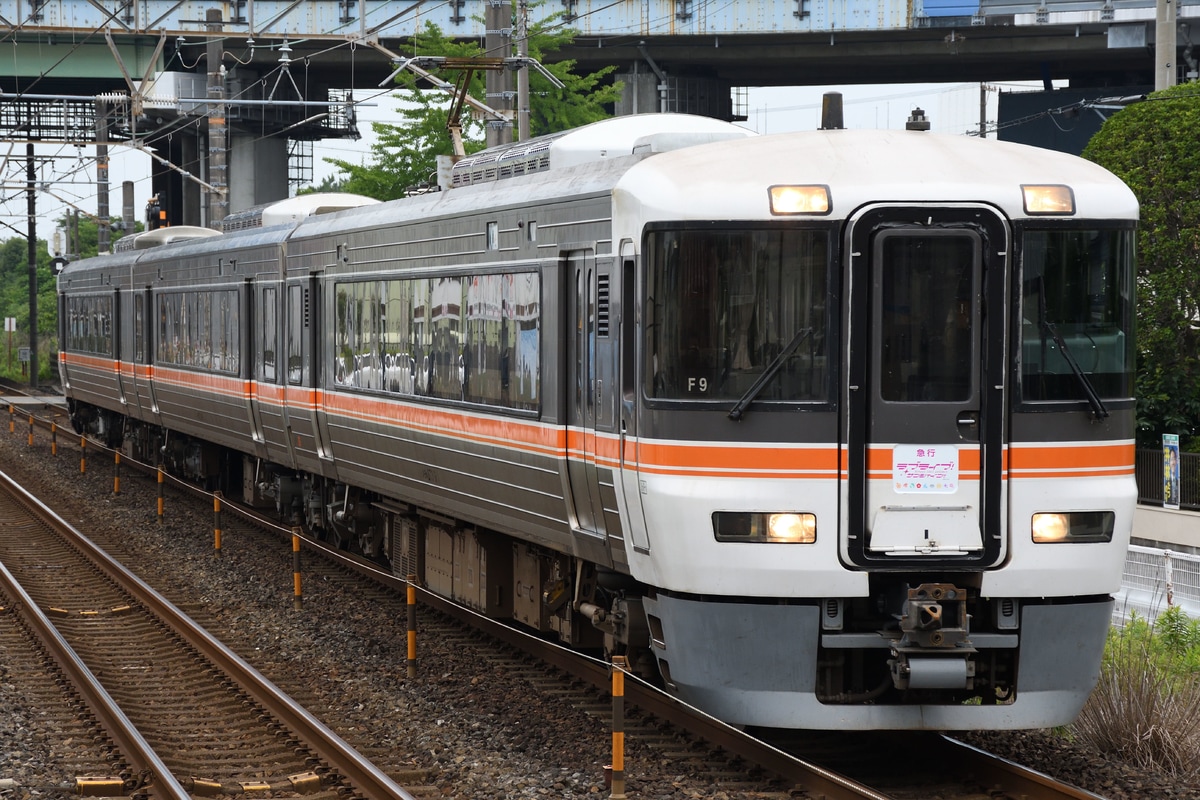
[1020,228,1135,402]
[645,227,830,403]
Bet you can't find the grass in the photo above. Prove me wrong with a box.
[1070,605,1200,780]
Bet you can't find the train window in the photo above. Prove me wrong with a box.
[153,290,240,374]
[287,285,304,385]
[64,294,114,356]
[877,233,977,403]
[134,294,145,363]
[262,287,277,382]
[487,221,499,250]
[1020,228,1135,402]
[644,227,830,403]
[332,272,541,412]
[334,281,382,390]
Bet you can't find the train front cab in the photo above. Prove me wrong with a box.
[631,198,1136,729]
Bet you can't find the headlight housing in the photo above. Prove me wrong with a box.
[768,184,831,215]
[714,512,817,543]
[1031,511,1115,543]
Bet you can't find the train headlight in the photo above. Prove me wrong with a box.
[713,512,817,543]
[1031,511,1115,543]
[769,185,831,215]
[1021,184,1075,216]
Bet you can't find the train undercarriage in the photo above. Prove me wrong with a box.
[77,406,656,676]
[73,401,1030,715]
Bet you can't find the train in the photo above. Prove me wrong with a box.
[57,109,1138,730]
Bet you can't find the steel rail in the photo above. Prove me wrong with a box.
[0,469,191,800]
[305,539,893,800]
[0,467,418,800]
[941,736,1110,800]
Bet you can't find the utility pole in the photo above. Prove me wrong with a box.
[26,142,38,391]
[1155,0,1177,90]
[96,101,110,254]
[979,82,987,138]
[517,0,530,141]
[485,1,514,147]
[207,8,228,228]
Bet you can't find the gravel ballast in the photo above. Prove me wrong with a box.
[0,414,1194,799]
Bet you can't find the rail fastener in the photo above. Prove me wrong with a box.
[287,772,323,793]
[183,777,225,796]
[72,776,128,796]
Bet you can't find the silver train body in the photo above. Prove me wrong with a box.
[59,114,1138,730]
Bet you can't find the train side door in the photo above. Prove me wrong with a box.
[281,277,333,472]
[844,206,1007,568]
[617,252,652,554]
[113,287,130,408]
[566,249,607,539]
[242,278,269,459]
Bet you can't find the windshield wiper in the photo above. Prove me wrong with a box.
[1034,278,1108,420]
[728,327,813,421]
[1041,319,1109,420]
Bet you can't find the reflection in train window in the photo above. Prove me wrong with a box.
[65,294,114,356]
[645,227,830,403]
[154,289,240,374]
[333,271,541,412]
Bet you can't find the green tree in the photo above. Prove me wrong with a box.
[1083,84,1200,447]
[321,15,620,200]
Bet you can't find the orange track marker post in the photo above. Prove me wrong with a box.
[292,528,303,611]
[157,465,165,523]
[213,492,223,555]
[610,655,628,800]
[407,574,418,679]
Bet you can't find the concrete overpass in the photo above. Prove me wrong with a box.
[1,0,1194,226]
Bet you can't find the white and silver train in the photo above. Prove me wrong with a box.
[59,111,1137,730]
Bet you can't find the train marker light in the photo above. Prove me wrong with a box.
[714,512,817,543]
[769,185,831,215]
[767,513,818,543]
[1031,511,1114,543]
[1021,184,1075,215]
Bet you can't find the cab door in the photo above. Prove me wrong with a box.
[844,206,1007,567]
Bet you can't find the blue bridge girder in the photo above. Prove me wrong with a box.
[1,0,1188,227]
[0,0,1192,96]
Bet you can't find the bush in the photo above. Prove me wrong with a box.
[1072,609,1200,779]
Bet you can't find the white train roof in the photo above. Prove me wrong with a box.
[614,127,1138,226]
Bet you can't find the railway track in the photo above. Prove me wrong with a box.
[0,385,1114,799]
[0,465,418,800]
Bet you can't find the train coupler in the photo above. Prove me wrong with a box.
[888,582,976,690]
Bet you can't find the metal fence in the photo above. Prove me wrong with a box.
[1116,545,1200,623]
[1135,447,1200,510]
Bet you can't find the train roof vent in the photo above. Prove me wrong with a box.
[116,225,223,251]
[449,114,754,187]
[221,193,381,231]
[451,135,564,188]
